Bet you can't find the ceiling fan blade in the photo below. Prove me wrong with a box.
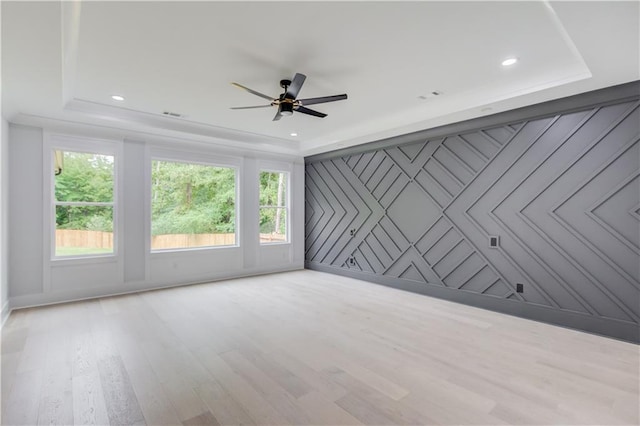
[285,73,306,99]
[273,110,283,121]
[295,105,327,118]
[231,82,275,101]
[230,105,273,110]
[298,94,348,106]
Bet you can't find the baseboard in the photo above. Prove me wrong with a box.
[9,263,304,312]
[306,262,640,344]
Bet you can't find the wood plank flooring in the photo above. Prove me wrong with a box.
[2,270,638,425]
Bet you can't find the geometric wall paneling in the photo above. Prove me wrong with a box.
[305,82,640,342]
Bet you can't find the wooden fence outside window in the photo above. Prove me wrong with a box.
[55,229,285,249]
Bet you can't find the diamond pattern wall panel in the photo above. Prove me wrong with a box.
[306,92,640,341]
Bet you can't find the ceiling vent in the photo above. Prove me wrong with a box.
[162,111,184,118]
[418,90,443,100]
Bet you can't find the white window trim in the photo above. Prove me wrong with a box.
[43,133,123,266]
[148,148,242,254]
[259,168,291,246]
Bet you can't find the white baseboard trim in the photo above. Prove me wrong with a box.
[9,263,304,311]
[1,300,10,328]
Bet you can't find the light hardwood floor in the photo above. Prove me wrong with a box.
[1,270,639,425]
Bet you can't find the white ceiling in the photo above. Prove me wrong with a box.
[2,1,639,157]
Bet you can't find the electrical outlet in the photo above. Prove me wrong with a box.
[489,235,499,248]
[348,256,355,266]
[516,283,524,293]
[349,228,356,236]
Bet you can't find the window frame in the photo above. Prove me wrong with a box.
[149,153,240,253]
[46,135,121,263]
[259,169,290,245]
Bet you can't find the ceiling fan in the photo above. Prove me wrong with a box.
[230,73,347,121]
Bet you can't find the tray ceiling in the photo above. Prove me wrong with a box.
[2,1,639,156]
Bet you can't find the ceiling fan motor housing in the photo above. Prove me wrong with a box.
[280,101,294,116]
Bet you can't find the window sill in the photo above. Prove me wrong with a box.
[150,245,241,257]
[51,254,118,266]
[259,241,291,246]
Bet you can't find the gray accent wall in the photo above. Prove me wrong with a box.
[305,82,640,343]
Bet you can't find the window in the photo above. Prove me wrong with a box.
[54,150,115,257]
[259,171,288,244]
[151,160,236,250]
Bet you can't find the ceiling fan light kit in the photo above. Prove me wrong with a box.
[231,73,347,121]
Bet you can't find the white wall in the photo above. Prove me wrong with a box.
[7,122,305,309]
[1,118,9,324]
[0,2,9,325]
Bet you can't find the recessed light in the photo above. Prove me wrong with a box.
[111,95,125,101]
[290,132,298,137]
[501,57,518,67]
